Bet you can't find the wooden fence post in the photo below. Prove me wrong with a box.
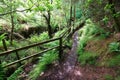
[59,37,63,61]
[15,51,22,66]
[2,39,8,51]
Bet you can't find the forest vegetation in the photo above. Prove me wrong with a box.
[0,0,120,80]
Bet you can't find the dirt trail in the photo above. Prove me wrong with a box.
[38,31,118,80]
[38,31,83,80]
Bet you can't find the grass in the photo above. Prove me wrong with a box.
[77,19,110,66]
[78,51,98,65]
[108,42,120,53]
[104,74,114,80]
[28,50,59,80]
[7,66,23,80]
[106,54,120,67]
[0,64,5,80]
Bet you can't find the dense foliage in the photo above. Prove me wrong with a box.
[0,0,120,79]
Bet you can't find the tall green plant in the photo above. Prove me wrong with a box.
[77,19,108,65]
[109,42,120,53]
[29,32,49,43]
[0,64,5,80]
[29,50,58,80]
[7,67,23,80]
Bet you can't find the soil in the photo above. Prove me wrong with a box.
[19,32,119,80]
[38,64,117,80]
[36,32,118,80]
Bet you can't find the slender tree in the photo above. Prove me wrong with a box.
[108,0,120,32]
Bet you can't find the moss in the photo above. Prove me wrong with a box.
[104,74,114,80]
[115,76,120,80]
[106,55,120,67]
[78,52,99,66]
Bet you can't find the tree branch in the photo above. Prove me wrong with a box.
[0,7,32,16]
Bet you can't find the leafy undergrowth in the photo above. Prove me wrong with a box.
[0,64,5,80]
[77,19,120,79]
[84,34,120,67]
[1,28,71,80]
[7,66,23,80]
[28,50,58,80]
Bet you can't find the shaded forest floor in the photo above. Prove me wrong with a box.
[37,32,118,80]
[19,32,119,80]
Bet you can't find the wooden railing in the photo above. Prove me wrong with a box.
[0,22,85,68]
[0,27,70,68]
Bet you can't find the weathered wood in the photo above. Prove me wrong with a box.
[1,21,84,68]
[2,39,8,51]
[3,46,59,68]
[0,37,60,56]
[10,13,14,45]
[69,0,73,26]
[59,37,63,60]
[43,11,52,38]
[15,51,22,66]
[73,5,76,27]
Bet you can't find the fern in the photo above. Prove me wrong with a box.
[108,42,120,53]
[7,67,23,80]
[78,52,98,65]
[29,50,58,80]
[29,32,49,43]
[0,64,5,80]
[77,19,106,65]
[106,55,120,67]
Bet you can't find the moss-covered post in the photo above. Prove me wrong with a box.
[15,51,22,66]
[59,37,63,62]
[2,39,8,51]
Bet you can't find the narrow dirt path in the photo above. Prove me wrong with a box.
[38,31,83,80]
[37,31,118,80]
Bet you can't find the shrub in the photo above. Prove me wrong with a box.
[108,42,120,53]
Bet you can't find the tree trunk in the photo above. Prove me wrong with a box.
[10,14,14,45]
[69,5,72,26]
[43,11,52,39]
[73,5,76,27]
[47,11,52,38]
[108,0,120,32]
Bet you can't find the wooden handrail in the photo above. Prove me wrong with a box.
[3,46,59,68]
[0,21,85,68]
[0,37,60,56]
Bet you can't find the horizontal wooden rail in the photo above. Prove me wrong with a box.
[1,21,85,68]
[60,27,72,38]
[63,30,73,43]
[0,37,60,56]
[3,46,59,68]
